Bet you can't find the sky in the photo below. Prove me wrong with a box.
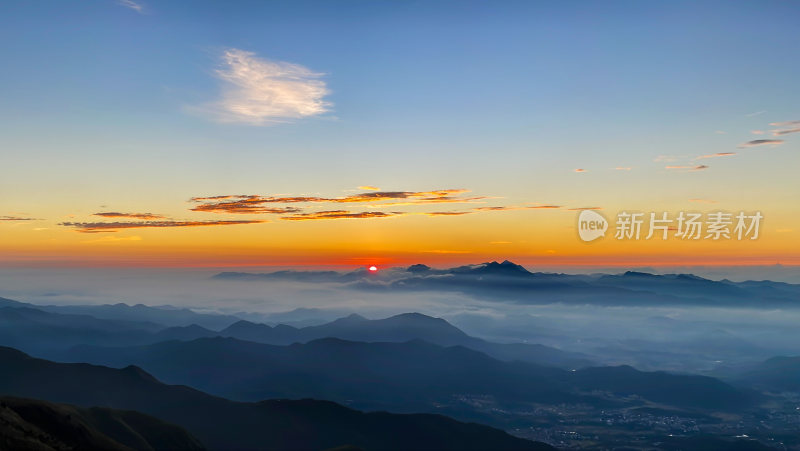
[1,0,799,269]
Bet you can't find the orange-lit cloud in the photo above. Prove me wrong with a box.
[190,189,485,214]
[191,197,302,214]
[280,210,403,221]
[358,185,380,191]
[61,219,266,233]
[93,212,167,220]
[566,207,603,211]
[666,165,709,171]
[769,120,800,127]
[425,211,472,216]
[615,167,632,171]
[474,205,561,211]
[695,152,735,160]
[574,168,586,173]
[770,121,800,136]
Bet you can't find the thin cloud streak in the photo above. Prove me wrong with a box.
[281,210,402,221]
[60,219,266,233]
[93,212,166,220]
[118,0,144,13]
[474,205,561,211]
[190,189,483,214]
[772,127,800,136]
[738,139,784,148]
[0,216,38,221]
[695,152,735,160]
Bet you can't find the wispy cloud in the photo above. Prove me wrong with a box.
[281,210,402,221]
[772,127,800,136]
[425,211,472,216]
[473,205,561,212]
[0,216,38,221]
[197,48,331,125]
[61,219,265,233]
[191,199,302,214]
[751,130,765,135]
[118,0,144,13]
[566,207,602,211]
[190,189,484,214]
[666,165,709,171]
[769,121,800,136]
[769,120,800,127]
[93,212,166,220]
[82,235,143,244]
[574,168,586,173]
[738,139,784,148]
[358,186,380,191]
[614,167,632,171]
[695,152,735,160]
[745,110,766,117]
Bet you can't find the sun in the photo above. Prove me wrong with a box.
[368,265,378,272]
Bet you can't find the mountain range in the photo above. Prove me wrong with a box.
[0,295,590,369]
[0,346,550,450]
[0,395,203,450]
[59,336,759,416]
[215,261,800,308]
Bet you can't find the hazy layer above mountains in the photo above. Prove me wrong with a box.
[2,261,799,374]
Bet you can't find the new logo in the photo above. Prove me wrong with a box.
[578,210,608,242]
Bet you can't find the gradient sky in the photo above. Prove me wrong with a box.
[1,0,799,268]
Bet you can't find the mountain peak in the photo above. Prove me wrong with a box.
[223,319,271,332]
[479,260,531,275]
[407,263,431,273]
[331,313,367,324]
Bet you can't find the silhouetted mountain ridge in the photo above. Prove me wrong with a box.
[0,346,550,450]
[61,336,759,413]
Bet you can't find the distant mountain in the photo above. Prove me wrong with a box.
[39,302,241,330]
[449,260,532,276]
[0,346,550,450]
[0,395,203,450]
[724,356,800,392]
[154,324,219,342]
[216,312,592,368]
[214,261,800,308]
[0,296,589,368]
[0,306,163,356]
[214,268,369,283]
[61,337,758,413]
